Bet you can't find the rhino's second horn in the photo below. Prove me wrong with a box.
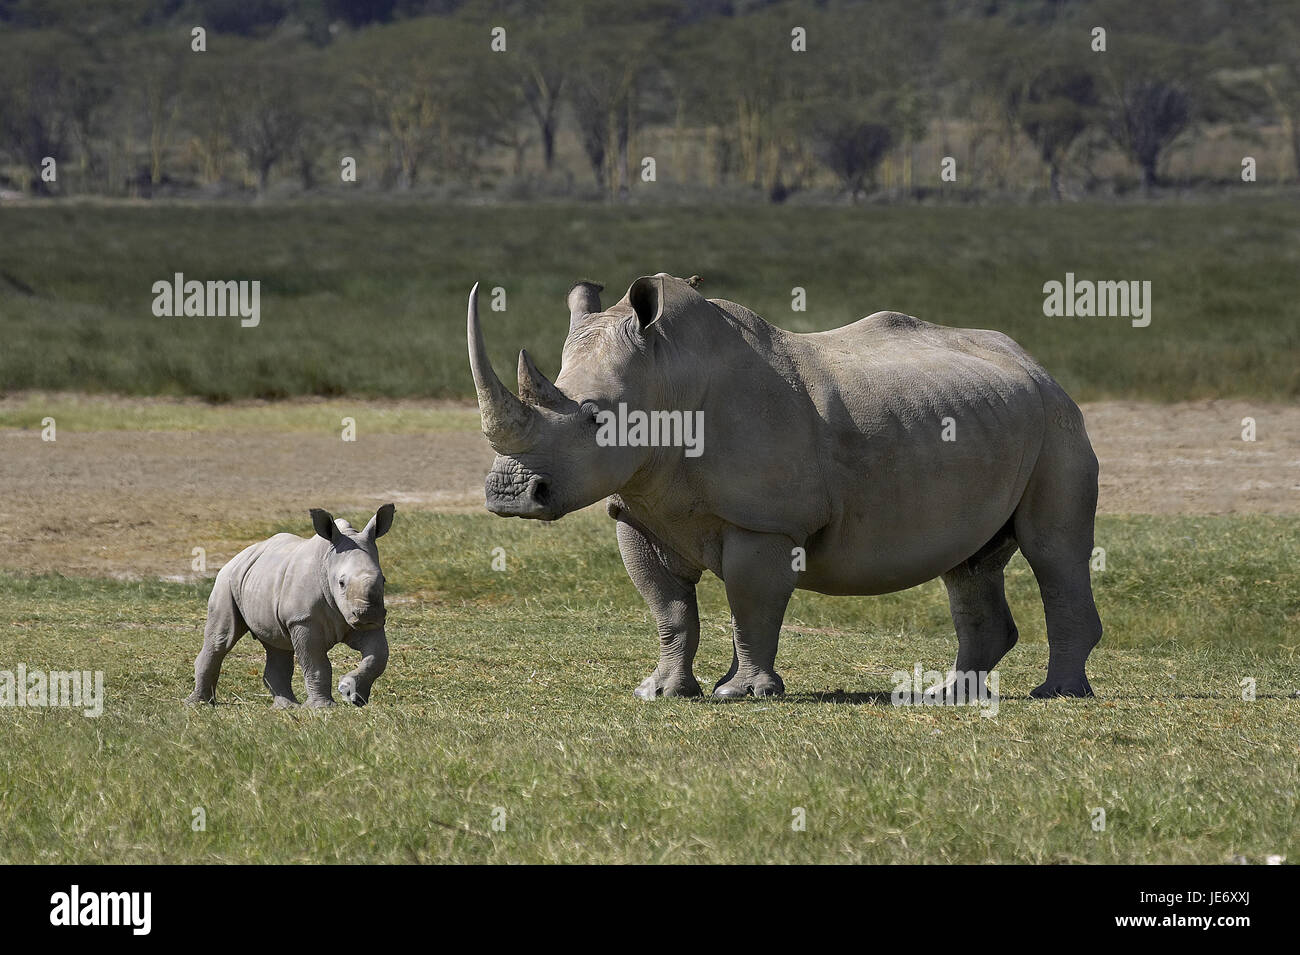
[517,349,569,410]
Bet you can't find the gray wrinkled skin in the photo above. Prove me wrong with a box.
[186,504,395,708]
[469,274,1102,700]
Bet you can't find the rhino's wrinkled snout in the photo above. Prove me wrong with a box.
[485,460,554,520]
[344,576,387,629]
[350,603,387,630]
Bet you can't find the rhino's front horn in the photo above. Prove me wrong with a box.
[517,349,569,410]
[467,282,535,450]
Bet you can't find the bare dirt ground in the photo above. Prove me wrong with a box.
[2,427,492,579]
[2,398,1296,579]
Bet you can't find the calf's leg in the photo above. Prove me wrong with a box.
[186,584,248,704]
[262,644,298,708]
[338,628,389,706]
[291,624,335,707]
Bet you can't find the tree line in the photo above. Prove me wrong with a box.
[1,0,1297,201]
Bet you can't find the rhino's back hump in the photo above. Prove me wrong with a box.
[799,310,1056,398]
[791,313,1057,591]
[810,310,1025,356]
[797,310,1051,507]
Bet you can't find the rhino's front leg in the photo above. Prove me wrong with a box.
[262,644,299,708]
[338,627,389,706]
[290,624,335,707]
[615,517,704,699]
[713,528,797,699]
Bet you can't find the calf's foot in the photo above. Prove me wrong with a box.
[337,675,369,706]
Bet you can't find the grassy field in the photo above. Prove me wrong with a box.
[1,198,1298,402]
[2,509,1296,864]
[2,196,1295,863]
[0,392,481,433]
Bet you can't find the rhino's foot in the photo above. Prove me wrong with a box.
[304,696,336,708]
[1030,676,1093,699]
[185,689,216,706]
[633,670,702,700]
[271,695,299,710]
[337,675,369,707]
[712,670,785,699]
[925,673,996,705]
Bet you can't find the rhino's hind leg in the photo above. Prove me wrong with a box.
[615,517,704,699]
[262,644,299,708]
[713,528,797,699]
[1014,408,1103,698]
[186,587,249,705]
[939,532,1019,700]
[1022,557,1101,698]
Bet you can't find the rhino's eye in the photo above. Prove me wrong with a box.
[580,401,599,422]
[338,578,345,588]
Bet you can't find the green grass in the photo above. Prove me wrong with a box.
[0,392,480,433]
[1,510,1296,863]
[1,199,1297,402]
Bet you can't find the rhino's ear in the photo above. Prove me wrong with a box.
[310,508,337,541]
[364,503,396,541]
[628,275,664,330]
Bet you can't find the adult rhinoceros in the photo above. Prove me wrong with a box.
[468,274,1102,700]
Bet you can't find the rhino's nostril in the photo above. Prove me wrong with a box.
[485,469,552,517]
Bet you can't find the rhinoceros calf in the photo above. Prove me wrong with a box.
[186,505,395,707]
[468,274,1104,700]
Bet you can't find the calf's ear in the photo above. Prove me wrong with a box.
[364,503,396,540]
[310,508,337,541]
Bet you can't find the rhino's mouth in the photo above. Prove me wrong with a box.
[349,607,387,630]
[485,463,555,520]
